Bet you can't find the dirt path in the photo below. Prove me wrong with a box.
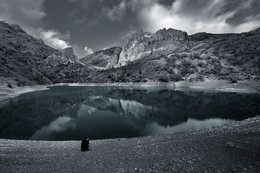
[0,117,259,172]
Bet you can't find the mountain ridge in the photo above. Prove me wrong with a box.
[0,21,259,87]
[86,27,259,83]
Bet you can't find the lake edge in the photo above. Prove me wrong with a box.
[1,79,259,102]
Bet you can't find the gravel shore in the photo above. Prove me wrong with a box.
[0,116,259,173]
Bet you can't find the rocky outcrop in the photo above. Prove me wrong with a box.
[118,28,188,66]
[80,47,122,69]
[44,47,79,66]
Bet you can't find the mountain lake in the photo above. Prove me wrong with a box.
[0,85,259,141]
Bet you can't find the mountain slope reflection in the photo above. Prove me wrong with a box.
[82,96,155,122]
[0,86,259,140]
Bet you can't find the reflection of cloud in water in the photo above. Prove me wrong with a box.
[142,118,236,135]
[77,105,96,117]
[31,116,75,140]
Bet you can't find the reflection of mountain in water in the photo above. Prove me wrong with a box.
[0,86,259,140]
[82,96,155,123]
[82,90,259,127]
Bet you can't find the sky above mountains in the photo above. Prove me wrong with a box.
[0,0,259,58]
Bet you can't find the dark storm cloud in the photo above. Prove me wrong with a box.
[0,0,45,27]
[41,0,136,57]
[159,0,176,6]
[0,0,259,57]
[225,0,260,26]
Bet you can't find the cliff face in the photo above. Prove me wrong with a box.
[118,28,188,66]
[80,47,122,69]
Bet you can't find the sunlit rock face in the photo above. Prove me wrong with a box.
[80,47,122,69]
[118,28,188,66]
[44,47,79,66]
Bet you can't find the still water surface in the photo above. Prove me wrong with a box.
[0,85,259,140]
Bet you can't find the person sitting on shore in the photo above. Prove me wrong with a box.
[81,136,89,151]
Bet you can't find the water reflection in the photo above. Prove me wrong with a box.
[0,86,259,140]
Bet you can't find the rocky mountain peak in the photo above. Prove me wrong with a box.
[0,21,58,86]
[127,31,146,41]
[44,47,79,66]
[117,28,189,66]
[80,47,122,69]
[0,21,25,34]
[62,47,77,60]
[155,28,188,40]
[250,28,260,34]
[0,20,55,59]
[94,47,122,57]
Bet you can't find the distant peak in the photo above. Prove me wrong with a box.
[63,47,74,53]
[155,28,188,40]
[0,20,25,34]
[156,28,185,33]
[251,27,260,33]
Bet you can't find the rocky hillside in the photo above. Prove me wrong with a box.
[0,21,92,87]
[0,21,259,86]
[44,47,79,66]
[118,28,188,66]
[87,28,260,83]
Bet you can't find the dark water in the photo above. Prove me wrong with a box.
[0,85,259,141]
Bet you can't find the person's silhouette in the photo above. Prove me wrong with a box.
[81,136,89,151]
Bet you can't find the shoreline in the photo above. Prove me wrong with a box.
[0,79,259,172]
[0,116,259,172]
[0,79,259,102]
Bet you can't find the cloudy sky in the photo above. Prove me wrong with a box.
[0,0,259,57]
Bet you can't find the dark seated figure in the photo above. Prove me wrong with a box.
[81,136,89,151]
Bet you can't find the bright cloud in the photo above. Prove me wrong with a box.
[137,0,260,34]
[84,46,94,55]
[0,0,70,50]
[40,30,70,49]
